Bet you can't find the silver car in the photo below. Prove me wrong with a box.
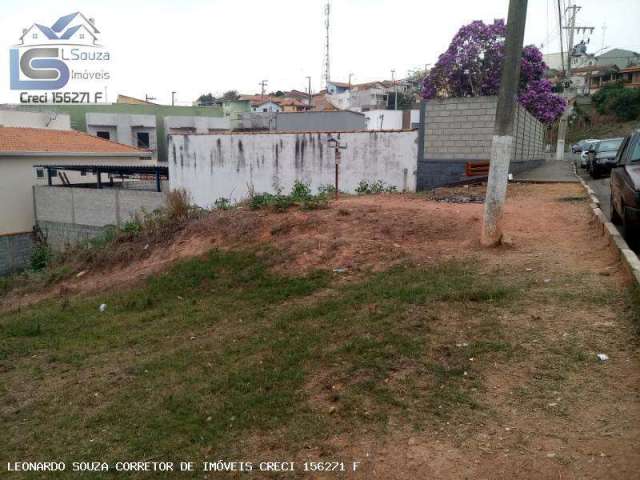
[577,139,599,168]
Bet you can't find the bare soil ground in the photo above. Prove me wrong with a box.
[1,183,639,479]
[1,183,616,310]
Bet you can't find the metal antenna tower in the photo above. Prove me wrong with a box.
[322,0,331,89]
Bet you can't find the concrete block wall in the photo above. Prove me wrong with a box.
[512,104,545,162]
[34,186,166,250]
[419,96,547,189]
[0,232,33,276]
[424,96,498,161]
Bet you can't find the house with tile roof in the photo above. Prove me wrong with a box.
[0,127,151,274]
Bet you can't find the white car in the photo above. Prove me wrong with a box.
[578,140,599,168]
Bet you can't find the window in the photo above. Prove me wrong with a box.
[32,33,38,39]
[36,168,44,179]
[136,132,150,149]
[630,139,640,163]
[96,131,110,140]
[79,33,85,39]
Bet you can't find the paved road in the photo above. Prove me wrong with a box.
[513,159,578,183]
[578,168,612,220]
[575,167,633,250]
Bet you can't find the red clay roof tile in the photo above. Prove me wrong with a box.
[0,127,149,155]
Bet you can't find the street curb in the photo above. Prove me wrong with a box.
[575,170,640,285]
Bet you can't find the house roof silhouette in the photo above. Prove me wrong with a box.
[18,12,100,44]
[60,24,98,41]
[51,12,99,34]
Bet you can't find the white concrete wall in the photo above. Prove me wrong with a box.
[0,110,71,130]
[410,109,420,127]
[364,110,404,130]
[169,131,418,207]
[165,116,230,134]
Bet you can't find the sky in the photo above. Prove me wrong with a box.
[0,0,638,105]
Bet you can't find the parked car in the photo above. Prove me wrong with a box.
[575,139,599,168]
[609,130,640,247]
[587,137,624,178]
[572,138,598,154]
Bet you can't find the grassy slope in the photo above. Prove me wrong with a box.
[0,248,632,478]
[0,252,518,464]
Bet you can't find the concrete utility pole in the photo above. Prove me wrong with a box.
[259,80,268,100]
[391,69,398,110]
[555,2,594,160]
[306,76,312,107]
[481,0,528,247]
[322,1,331,89]
[171,91,176,106]
[348,73,354,89]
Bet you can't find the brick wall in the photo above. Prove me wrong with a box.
[0,232,33,276]
[418,96,546,189]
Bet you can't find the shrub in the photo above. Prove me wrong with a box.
[122,220,142,234]
[610,89,640,121]
[592,82,640,120]
[166,189,192,221]
[355,180,398,194]
[302,196,329,211]
[355,180,370,194]
[249,193,275,210]
[272,191,295,212]
[249,182,328,212]
[214,197,231,210]
[290,180,312,201]
[30,244,51,272]
[318,184,337,195]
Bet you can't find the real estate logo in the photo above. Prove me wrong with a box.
[9,11,111,103]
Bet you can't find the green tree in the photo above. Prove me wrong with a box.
[196,93,216,106]
[222,90,240,101]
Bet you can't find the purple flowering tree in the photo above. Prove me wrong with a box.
[422,20,566,124]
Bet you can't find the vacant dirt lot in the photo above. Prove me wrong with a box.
[1,183,639,479]
[0,183,619,309]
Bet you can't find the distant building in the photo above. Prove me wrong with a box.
[15,99,250,162]
[311,93,339,112]
[116,94,158,105]
[233,111,365,132]
[278,98,312,113]
[325,80,409,112]
[0,109,71,130]
[239,93,312,113]
[596,48,640,69]
[545,47,640,94]
[326,81,351,95]
[0,126,150,275]
[621,65,640,89]
[543,50,596,71]
[253,101,281,113]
